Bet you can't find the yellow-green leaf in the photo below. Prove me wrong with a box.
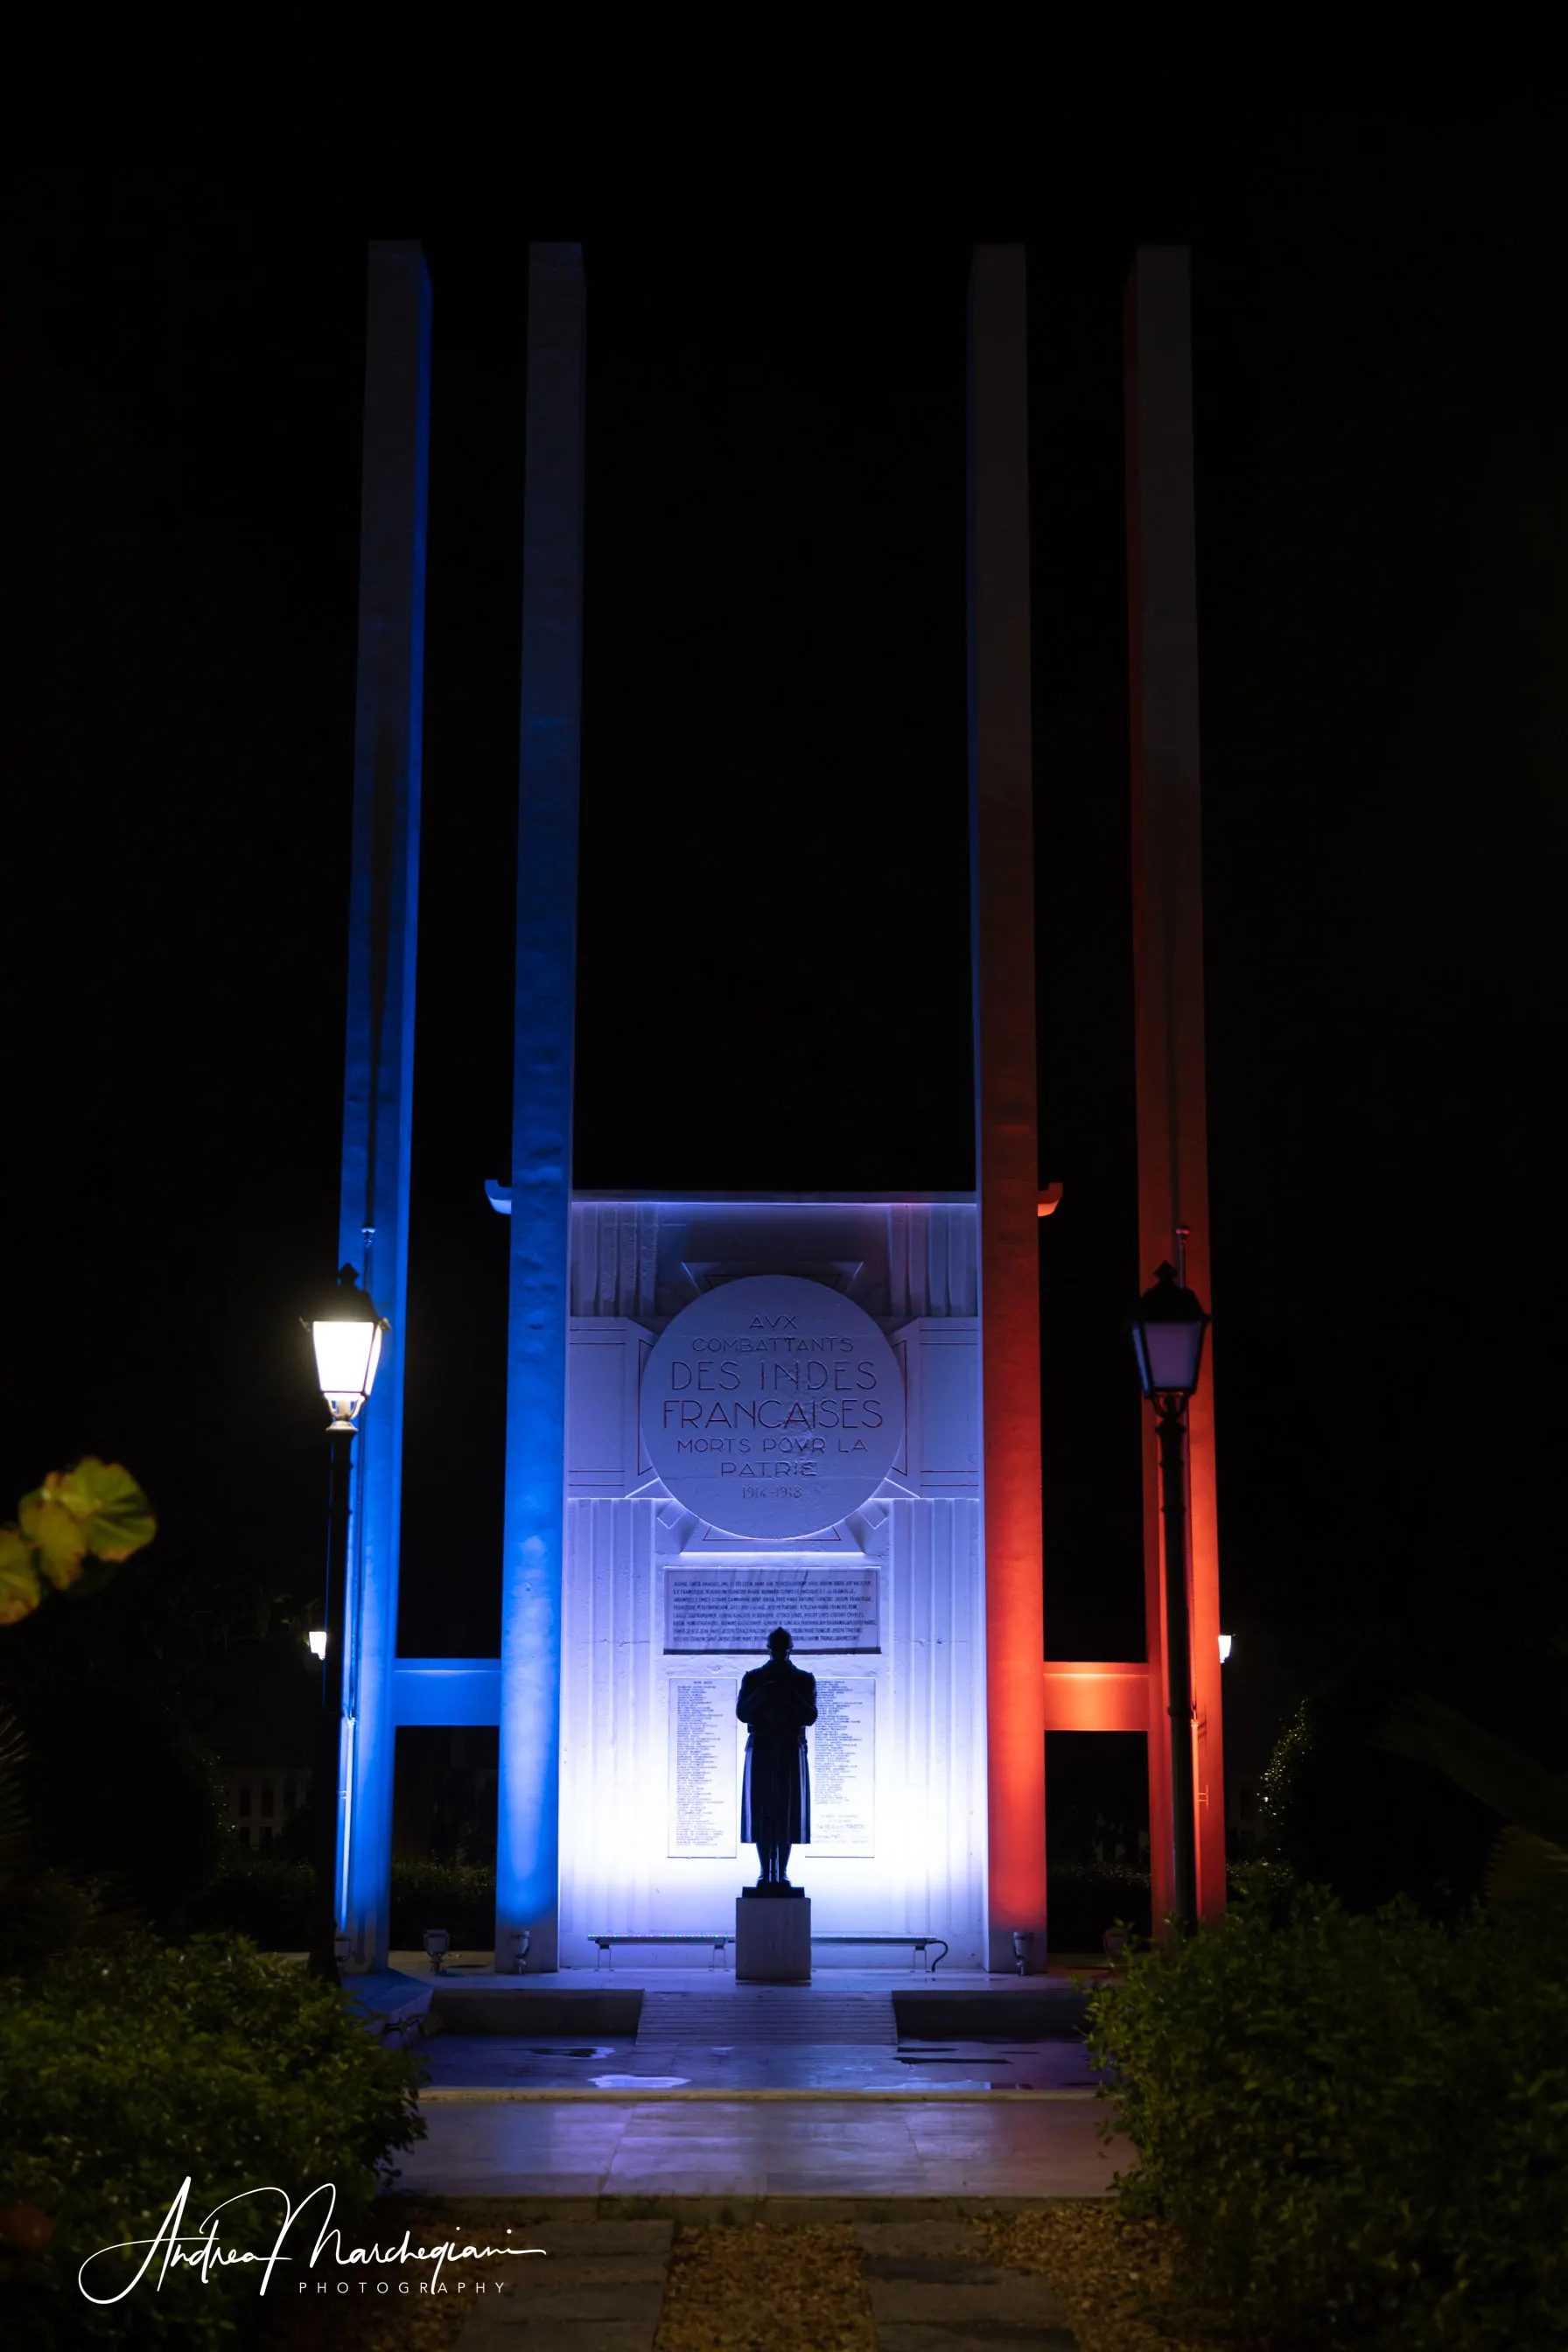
[17,1493,88,1586]
[0,1532,44,1627]
[28,1459,156,1564]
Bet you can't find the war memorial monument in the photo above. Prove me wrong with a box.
[323,240,1226,1980]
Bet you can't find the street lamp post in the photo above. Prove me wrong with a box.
[1130,1258,1210,1936]
[304,1265,388,1985]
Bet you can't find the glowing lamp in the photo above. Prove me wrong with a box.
[310,1265,388,1431]
[1130,1262,1209,1400]
[1218,1633,1233,1663]
[306,1629,328,1662]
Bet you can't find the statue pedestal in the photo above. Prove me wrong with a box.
[735,1892,811,1983]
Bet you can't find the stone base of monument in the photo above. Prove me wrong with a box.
[735,1890,811,1982]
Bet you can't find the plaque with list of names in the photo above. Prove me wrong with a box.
[667,1678,739,1858]
[806,1678,875,1856]
[664,1567,879,1656]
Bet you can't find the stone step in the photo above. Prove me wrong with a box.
[893,1986,1090,2042]
[637,1988,897,2045]
[429,1986,644,2037]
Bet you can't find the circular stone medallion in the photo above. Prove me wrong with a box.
[640,1274,905,1539]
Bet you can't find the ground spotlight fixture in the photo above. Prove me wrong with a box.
[423,1928,451,1974]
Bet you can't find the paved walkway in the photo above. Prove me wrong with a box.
[419,2031,1096,2095]
[450,2218,1081,2350]
[396,2091,1124,2202]
[384,1962,1122,2205]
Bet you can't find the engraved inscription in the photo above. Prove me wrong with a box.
[664,1568,879,1656]
[667,1678,738,1858]
[641,1275,905,1538]
[807,1678,874,1856]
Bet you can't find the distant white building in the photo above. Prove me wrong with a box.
[227,1768,311,1853]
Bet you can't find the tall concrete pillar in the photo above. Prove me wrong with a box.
[495,242,585,1974]
[1125,247,1227,1925]
[969,244,1050,1971]
[337,240,431,1969]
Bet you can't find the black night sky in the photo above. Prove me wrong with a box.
[6,117,1566,1802]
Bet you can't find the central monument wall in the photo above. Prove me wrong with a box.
[556,1194,987,1968]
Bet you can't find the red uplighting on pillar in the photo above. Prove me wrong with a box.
[969,244,1049,1971]
[1126,247,1227,1928]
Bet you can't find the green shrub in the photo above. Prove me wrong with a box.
[1088,1874,1568,2347]
[388,1859,495,1950]
[20,1685,232,1932]
[186,1857,498,1955]
[184,1856,315,1950]
[1256,1687,1495,1917]
[0,1932,423,2348]
[1256,1695,1314,1860]
[1046,1860,1152,1949]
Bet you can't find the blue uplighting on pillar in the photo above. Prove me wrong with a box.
[494,242,585,1975]
[336,242,430,1970]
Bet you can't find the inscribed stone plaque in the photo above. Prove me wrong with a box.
[667,1679,739,1858]
[806,1678,875,1856]
[640,1274,905,1538]
[664,1568,879,1656]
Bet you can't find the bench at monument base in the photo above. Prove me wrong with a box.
[811,1935,950,1974]
[588,1932,952,1973]
[591,1934,732,1970]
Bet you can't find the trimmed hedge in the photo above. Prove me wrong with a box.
[0,1933,423,2348]
[18,1690,232,1935]
[1046,1860,1152,1950]
[1088,1875,1568,2347]
[184,1856,314,1950]
[187,1857,498,1954]
[387,1860,494,1950]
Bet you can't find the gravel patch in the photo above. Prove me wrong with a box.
[256,2200,1218,2352]
[976,2204,1208,2352]
[655,2221,876,2351]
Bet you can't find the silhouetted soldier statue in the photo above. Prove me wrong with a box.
[737,1627,817,1889]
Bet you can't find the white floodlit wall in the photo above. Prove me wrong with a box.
[557,1198,988,1968]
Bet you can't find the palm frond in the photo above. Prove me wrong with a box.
[1379,1692,1568,1849]
[1485,1824,1568,1919]
[0,1706,30,1870]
